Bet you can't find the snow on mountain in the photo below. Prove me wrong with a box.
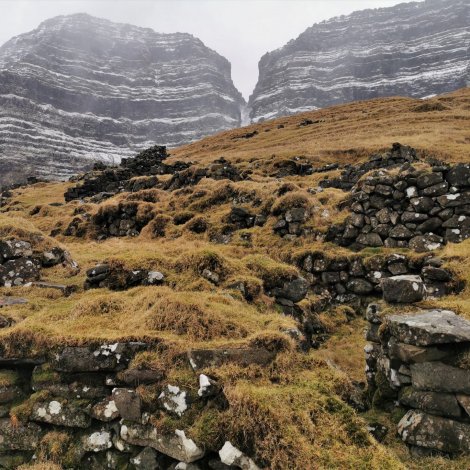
[249,0,469,122]
[0,13,245,182]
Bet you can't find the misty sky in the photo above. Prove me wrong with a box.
[0,0,423,99]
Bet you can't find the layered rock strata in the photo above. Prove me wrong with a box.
[0,13,244,184]
[249,0,470,122]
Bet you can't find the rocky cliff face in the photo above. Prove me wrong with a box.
[0,14,244,183]
[249,0,469,122]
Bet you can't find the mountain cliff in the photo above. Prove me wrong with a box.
[249,0,469,122]
[0,13,244,183]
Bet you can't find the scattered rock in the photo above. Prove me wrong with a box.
[219,441,260,470]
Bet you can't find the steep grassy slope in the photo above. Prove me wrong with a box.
[171,88,470,166]
[0,88,469,469]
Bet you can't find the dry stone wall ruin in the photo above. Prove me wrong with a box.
[365,309,470,457]
[326,148,470,251]
[0,341,268,468]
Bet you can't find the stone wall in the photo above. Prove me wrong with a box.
[0,342,267,468]
[296,251,460,304]
[365,309,470,456]
[64,146,190,202]
[327,159,470,251]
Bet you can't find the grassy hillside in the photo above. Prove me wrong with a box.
[171,88,470,166]
[1,88,469,469]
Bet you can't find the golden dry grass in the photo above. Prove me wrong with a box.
[1,89,469,469]
[169,88,470,167]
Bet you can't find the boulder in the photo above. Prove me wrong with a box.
[416,217,442,233]
[219,441,260,470]
[117,367,164,385]
[388,225,413,239]
[398,387,461,418]
[422,182,448,197]
[346,278,374,294]
[456,394,470,418]
[421,266,451,282]
[0,297,27,308]
[411,362,470,394]
[401,211,428,223]
[385,310,470,346]
[382,275,425,303]
[417,172,443,189]
[112,388,142,422]
[31,399,92,428]
[147,271,165,285]
[446,163,470,187]
[285,207,307,223]
[0,419,42,451]
[410,197,434,213]
[387,339,451,364]
[437,192,470,208]
[197,374,220,398]
[188,348,276,371]
[120,424,205,463]
[81,428,113,453]
[366,422,388,443]
[365,303,382,324]
[398,410,470,453]
[41,247,66,267]
[408,234,444,252]
[356,233,383,247]
[270,277,308,303]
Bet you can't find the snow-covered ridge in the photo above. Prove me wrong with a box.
[249,0,470,122]
[0,13,245,183]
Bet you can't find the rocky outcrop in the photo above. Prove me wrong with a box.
[0,13,244,184]
[366,308,470,456]
[326,148,470,251]
[0,342,263,468]
[249,0,469,122]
